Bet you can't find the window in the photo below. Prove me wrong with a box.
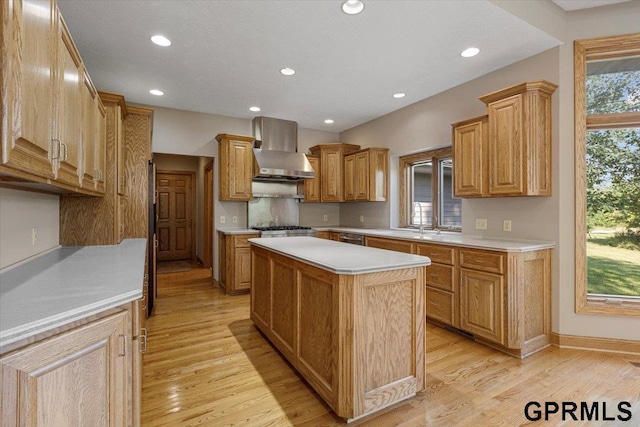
[399,147,461,230]
[574,33,640,317]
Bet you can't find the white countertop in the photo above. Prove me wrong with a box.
[314,227,554,252]
[0,239,147,350]
[217,228,260,235]
[249,236,431,274]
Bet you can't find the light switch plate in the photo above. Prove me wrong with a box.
[232,216,238,223]
[476,219,487,230]
[503,220,512,232]
[359,215,365,223]
[323,214,328,222]
[220,216,226,224]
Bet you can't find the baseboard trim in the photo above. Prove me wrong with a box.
[196,256,204,266]
[551,332,640,355]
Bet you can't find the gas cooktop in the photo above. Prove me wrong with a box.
[251,226,316,237]
[251,226,312,231]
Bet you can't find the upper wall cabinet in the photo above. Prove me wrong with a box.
[1,1,106,196]
[217,134,254,201]
[344,147,389,202]
[308,143,360,202]
[453,80,557,198]
[303,155,321,202]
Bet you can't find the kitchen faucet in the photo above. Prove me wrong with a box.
[414,202,427,234]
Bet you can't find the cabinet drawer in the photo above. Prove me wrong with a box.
[416,244,455,265]
[366,236,414,254]
[233,234,257,248]
[459,249,505,274]
[426,287,454,325]
[426,263,454,292]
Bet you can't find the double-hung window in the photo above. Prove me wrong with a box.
[399,148,461,231]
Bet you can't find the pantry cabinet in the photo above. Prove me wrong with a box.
[308,143,360,202]
[1,0,107,195]
[217,134,254,201]
[344,148,389,202]
[452,80,557,198]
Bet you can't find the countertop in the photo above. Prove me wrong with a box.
[314,227,554,252]
[249,236,431,274]
[0,238,147,351]
[217,228,260,235]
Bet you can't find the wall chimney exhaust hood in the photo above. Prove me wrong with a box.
[252,117,315,181]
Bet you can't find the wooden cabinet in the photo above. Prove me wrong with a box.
[344,148,389,202]
[452,116,488,197]
[416,243,458,327]
[1,0,57,182]
[303,155,321,202]
[217,134,254,201]
[1,310,130,426]
[218,232,259,294]
[329,231,341,241]
[315,231,330,239]
[1,1,107,195]
[308,143,360,202]
[60,95,152,247]
[361,234,552,358]
[452,81,557,198]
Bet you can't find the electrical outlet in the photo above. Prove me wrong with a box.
[32,228,37,246]
[503,220,512,232]
[323,214,328,222]
[232,216,238,224]
[359,215,365,223]
[220,216,226,224]
[475,219,487,230]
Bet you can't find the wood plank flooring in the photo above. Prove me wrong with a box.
[141,266,640,426]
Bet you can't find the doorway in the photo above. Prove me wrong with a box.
[156,170,196,262]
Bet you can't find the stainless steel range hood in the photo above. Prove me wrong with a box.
[252,117,315,181]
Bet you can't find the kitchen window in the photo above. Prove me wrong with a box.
[574,32,640,317]
[399,147,461,230]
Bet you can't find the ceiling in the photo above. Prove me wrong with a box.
[57,1,566,133]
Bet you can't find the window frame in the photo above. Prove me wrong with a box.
[399,147,461,231]
[574,32,640,317]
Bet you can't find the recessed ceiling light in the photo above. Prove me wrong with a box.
[280,67,296,76]
[460,47,480,58]
[149,89,164,96]
[393,92,406,98]
[151,35,171,47]
[342,0,365,15]
[324,119,335,124]
[249,106,261,112]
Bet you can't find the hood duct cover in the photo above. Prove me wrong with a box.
[252,117,315,181]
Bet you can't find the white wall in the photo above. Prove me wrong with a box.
[150,106,339,279]
[0,188,60,270]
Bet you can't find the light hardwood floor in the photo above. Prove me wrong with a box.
[141,266,640,426]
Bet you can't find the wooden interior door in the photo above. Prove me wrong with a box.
[157,171,194,261]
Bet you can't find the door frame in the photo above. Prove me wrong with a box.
[203,160,214,270]
[156,169,197,262]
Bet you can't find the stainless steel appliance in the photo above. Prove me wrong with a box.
[339,232,365,245]
[251,225,317,238]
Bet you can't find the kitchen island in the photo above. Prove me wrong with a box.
[248,236,431,421]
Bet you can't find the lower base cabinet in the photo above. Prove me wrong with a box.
[218,232,258,294]
[0,300,144,426]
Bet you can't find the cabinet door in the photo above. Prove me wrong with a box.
[94,100,106,193]
[219,138,252,201]
[0,312,129,426]
[344,154,356,201]
[453,117,487,197]
[304,155,321,202]
[459,268,504,344]
[321,147,343,202]
[234,247,252,292]
[487,95,524,195]
[117,104,126,195]
[54,13,83,187]
[270,255,297,359]
[80,68,98,189]
[1,0,56,179]
[354,151,369,201]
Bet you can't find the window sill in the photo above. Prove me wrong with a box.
[577,294,640,318]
